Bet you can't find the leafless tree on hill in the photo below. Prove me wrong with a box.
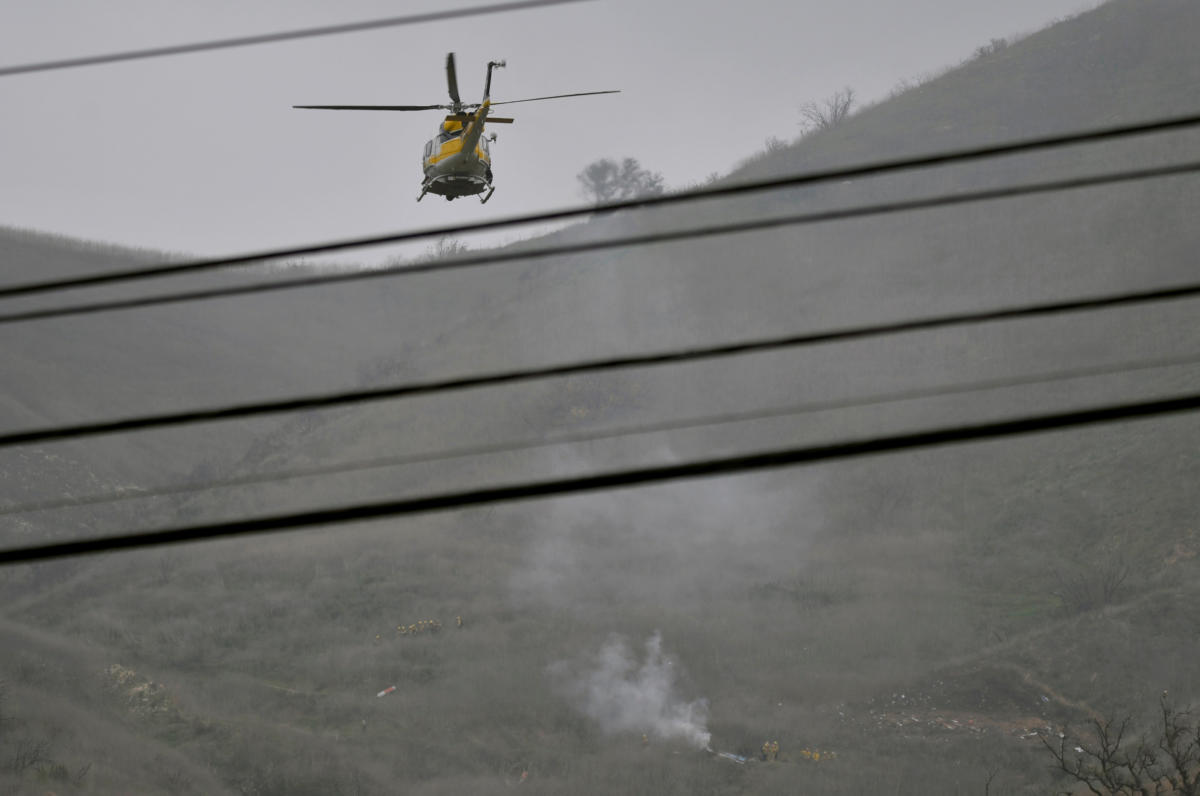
[799,87,856,134]
[577,157,665,205]
[973,37,1009,59]
[1041,692,1200,795]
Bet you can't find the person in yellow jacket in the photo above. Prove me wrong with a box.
[770,741,779,761]
[761,741,771,761]
[456,615,463,628]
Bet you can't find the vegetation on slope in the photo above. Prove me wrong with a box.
[4,2,1200,793]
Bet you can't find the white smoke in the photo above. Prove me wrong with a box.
[554,632,711,749]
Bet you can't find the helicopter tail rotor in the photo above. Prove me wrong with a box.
[484,59,506,101]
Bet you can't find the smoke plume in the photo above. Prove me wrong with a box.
[554,632,711,749]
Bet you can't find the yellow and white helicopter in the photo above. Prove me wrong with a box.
[294,53,619,204]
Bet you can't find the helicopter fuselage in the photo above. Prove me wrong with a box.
[421,121,493,200]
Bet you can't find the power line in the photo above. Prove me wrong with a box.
[3,391,1198,565]
[2,280,1198,450]
[4,110,1200,304]
[0,0,595,78]
[5,157,1200,327]
[3,351,1197,517]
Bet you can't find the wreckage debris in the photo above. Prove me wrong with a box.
[104,664,178,719]
[855,705,1054,739]
[397,618,442,635]
[383,617,458,639]
[706,744,837,765]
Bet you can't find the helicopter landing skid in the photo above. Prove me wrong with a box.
[480,185,495,204]
[417,175,490,203]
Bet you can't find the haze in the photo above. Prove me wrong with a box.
[0,0,1093,255]
[2,1,1199,794]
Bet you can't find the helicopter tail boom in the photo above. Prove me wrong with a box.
[460,100,491,157]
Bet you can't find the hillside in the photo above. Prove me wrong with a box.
[3,1,1200,793]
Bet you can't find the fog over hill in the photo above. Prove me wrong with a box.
[3,1,1200,793]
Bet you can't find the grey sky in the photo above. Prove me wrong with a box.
[0,0,1097,258]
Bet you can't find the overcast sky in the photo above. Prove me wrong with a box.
[0,0,1097,260]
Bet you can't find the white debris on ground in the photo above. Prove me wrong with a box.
[104,664,178,719]
[854,704,1055,739]
[837,677,1068,741]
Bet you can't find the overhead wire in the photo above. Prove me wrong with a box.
[2,32,1199,560]
[0,0,595,78]
[3,351,1198,517]
[5,158,1200,327]
[0,10,1194,577]
[3,391,1199,565]
[2,110,1200,306]
[2,278,1199,450]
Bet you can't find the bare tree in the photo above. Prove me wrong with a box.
[983,764,1000,796]
[1052,534,1140,615]
[799,87,856,134]
[1051,559,1131,614]
[157,550,180,585]
[428,236,469,260]
[6,737,50,774]
[761,136,788,153]
[577,157,665,205]
[1041,693,1200,795]
[973,37,1009,59]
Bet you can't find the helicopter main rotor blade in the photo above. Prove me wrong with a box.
[487,89,620,106]
[445,52,462,110]
[293,104,447,111]
[445,114,514,124]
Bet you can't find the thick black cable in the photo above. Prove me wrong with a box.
[5,157,1200,326]
[3,113,1200,305]
[3,279,1199,449]
[0,0,594,78]
[3,391,1198,565]
[4,351,1198,517]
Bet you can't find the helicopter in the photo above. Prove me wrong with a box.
[294,53,619,204]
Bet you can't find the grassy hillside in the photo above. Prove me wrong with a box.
[731,0,1200,178]
[4,1,1200,793]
